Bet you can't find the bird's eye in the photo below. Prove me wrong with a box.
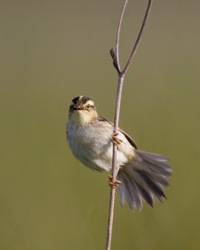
[85,104,94,110]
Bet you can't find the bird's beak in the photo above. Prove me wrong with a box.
[74,105,84,111]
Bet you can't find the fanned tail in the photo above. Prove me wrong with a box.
[117,149,172,210]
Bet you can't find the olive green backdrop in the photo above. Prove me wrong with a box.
[1,0,200,249]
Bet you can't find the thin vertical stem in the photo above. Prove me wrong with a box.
[106,1,154,250]
[122,0,153,75]
[115,0,129,72]
[105,75,124,250]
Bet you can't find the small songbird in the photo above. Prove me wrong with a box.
[66,96,171,210]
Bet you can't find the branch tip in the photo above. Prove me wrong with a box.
[110,48,120,74]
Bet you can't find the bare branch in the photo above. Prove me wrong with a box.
[110,49,120,74]
[106,1,154,250]
[115,0,129,73]
[122,0,153,75]
[105,75,124,250]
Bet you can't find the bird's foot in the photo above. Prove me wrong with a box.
[108,175,121,188]
[111,133,122,145]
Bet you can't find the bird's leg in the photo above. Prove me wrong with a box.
[108,175,121,188]
[111,132,122,145]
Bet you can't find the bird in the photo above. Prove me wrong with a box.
[66,96,171,210]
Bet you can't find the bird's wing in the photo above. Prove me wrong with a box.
[98,116,138,149]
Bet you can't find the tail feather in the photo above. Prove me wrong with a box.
[124,176,143,209]
[116,174,125,206]
[137,169,166,200]
[137,150,172,176]
[151,173,170,187]
[117,149,172,210]
[138,186,154,207]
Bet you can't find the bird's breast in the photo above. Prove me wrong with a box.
[66,121,135,171]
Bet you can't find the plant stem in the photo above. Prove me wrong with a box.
[105,75,124,250]
[106,1,153,249]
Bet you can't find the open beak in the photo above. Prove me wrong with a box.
[74,105,84,111]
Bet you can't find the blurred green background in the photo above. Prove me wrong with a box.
[1,0,200,249]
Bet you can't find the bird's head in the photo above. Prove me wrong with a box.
[68,96,98,125]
